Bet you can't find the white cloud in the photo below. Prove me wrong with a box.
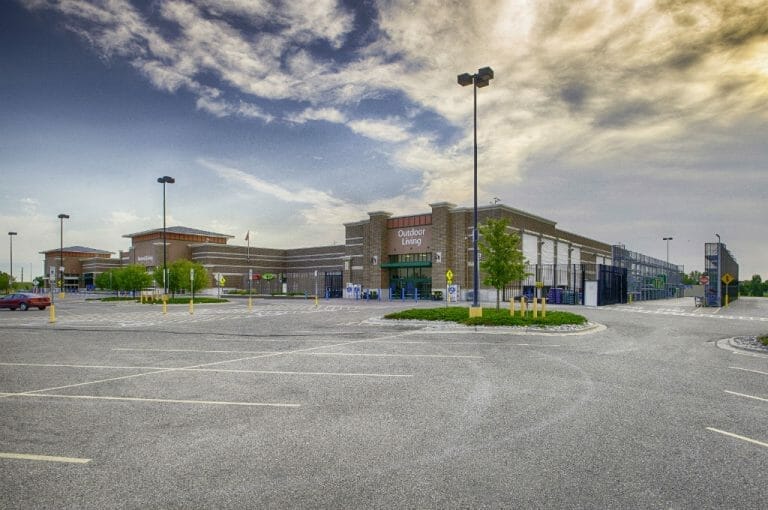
[348,118,411,143]
[287,107,346,124]
[109,211,142,225]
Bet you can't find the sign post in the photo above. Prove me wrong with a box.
[49,266,56,323]
[190,268,195,315]
[445,269,453,305]
[248,269,253,310]
[314,270,319,307]
[721,273,733,307]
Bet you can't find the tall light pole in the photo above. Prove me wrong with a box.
[58,214,69,297]
[8,231,17,291]
[662,237,673,264]
[157,176,175,294]
[457,66,494,315]
[715,233,721,306]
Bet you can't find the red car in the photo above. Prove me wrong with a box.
[0,293,52,311]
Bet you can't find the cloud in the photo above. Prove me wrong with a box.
[19,198,39,215]
[348,118,411,143]
[198,159,361,227]
[287,107,346,124]
[109,211,142,225]
[195,95,274,121]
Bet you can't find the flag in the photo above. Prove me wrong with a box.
[245,231,250,241]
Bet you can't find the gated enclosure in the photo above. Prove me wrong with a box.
[704,242,739,307]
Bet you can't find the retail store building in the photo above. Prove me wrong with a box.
[37,202,690,304]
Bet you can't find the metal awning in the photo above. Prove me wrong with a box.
[380,261,432,269]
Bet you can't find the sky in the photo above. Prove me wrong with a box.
[1,0,766,282]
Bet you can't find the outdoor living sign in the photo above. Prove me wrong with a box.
[388,225,433,255]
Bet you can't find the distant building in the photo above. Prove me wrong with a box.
[39,246,115,291]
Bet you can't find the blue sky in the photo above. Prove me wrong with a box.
[1,0,766,281]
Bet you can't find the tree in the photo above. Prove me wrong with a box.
[154,259,208,296]
[0,272,10,292]
[95,269,119,292]
[749,274,763,297]
[118,265,154,296]
[682,270,702,286]
[478,218,529,310]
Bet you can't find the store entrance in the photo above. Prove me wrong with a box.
[389,267,431,298]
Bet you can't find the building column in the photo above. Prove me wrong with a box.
[430,202,455,290]
[364,211,391,291]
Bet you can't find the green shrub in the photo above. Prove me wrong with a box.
[759,335,768,346]
[384,307,587,327]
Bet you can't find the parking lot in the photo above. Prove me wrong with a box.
[1,297,767,508]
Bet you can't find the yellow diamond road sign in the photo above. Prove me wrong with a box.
[445,269,453,284]
[721,273,734,285]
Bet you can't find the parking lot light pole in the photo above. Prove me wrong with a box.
[157,176,175,294]
[662,237,673,264]
[8,231,17,291]
[457,66,494,316]
[57,214,69,298]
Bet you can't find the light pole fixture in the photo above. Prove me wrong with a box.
[662,237,673,264]
[8,231,17,290]
[157,176,175,294]
[458,66,494,314]
[58,214,69,297]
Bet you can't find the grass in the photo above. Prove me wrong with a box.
[147,297,228,304]
[384,307,587,327]
[759,335,768,347]
[95,296,228,304]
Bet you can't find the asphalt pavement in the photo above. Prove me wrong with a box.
[1,296,766,508]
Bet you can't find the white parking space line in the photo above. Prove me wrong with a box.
[729,367,768,377]
[360,340,561,347]
[0,369,178,398]
[298,352,484,359]
[0,392,300,408]
[724,390,768,403]
[113,348,277,354]
[0,362,412,378]
[0,452,92,464]
[706,427,768,449]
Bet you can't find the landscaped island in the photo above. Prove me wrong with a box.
[384,307,587,327]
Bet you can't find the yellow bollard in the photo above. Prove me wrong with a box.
[314,295,318,307]
[533,297,538,318]
[249,296,253,310]
[520,297,527,317]
[162,295,167,315]
[509,298,515,316]
[541,297,547,318]
[189,298,194,315]
[49,304,56,324]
